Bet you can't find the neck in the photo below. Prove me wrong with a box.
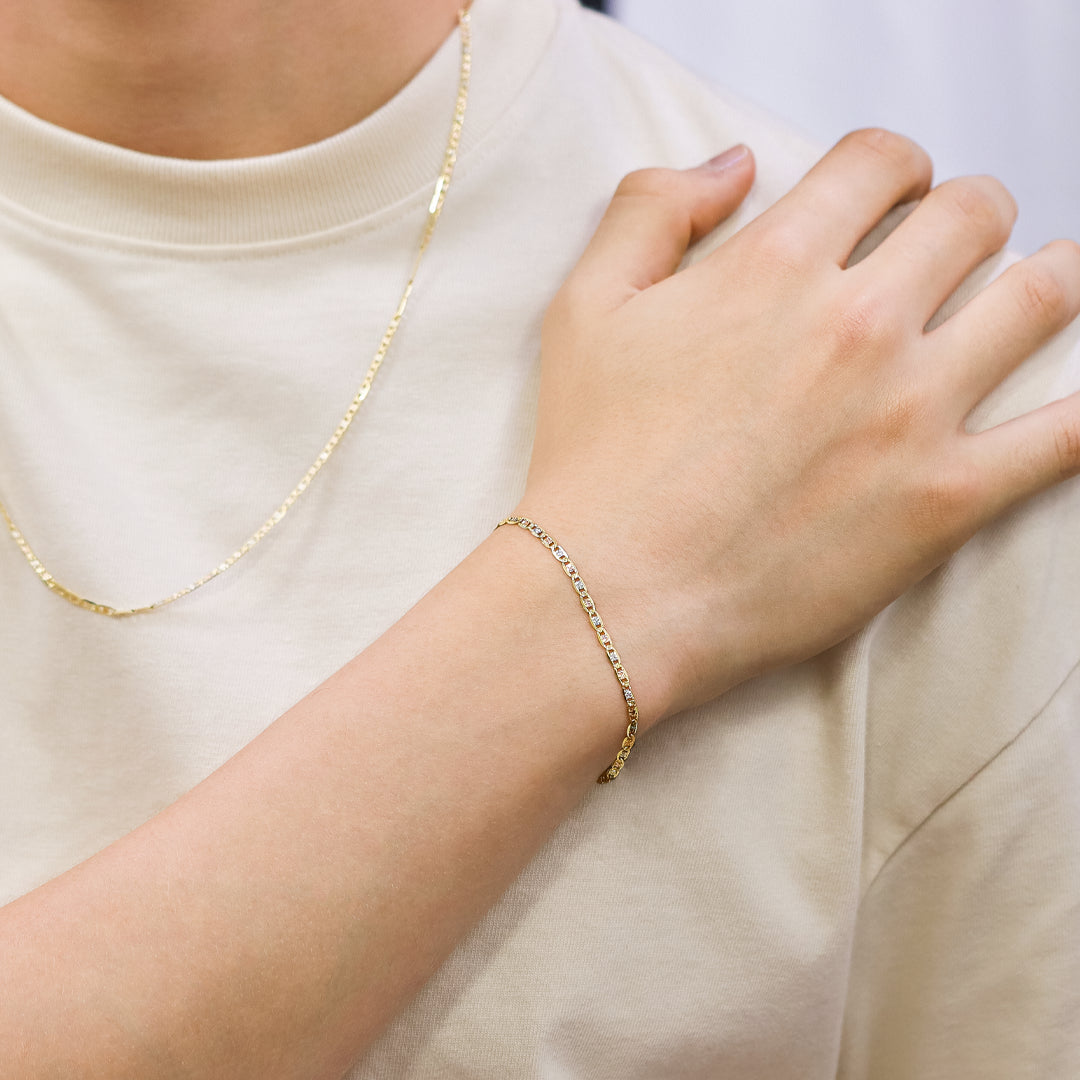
[0,0,465,159]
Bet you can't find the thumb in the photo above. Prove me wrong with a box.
[570,144,754,309]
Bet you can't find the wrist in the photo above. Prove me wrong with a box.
[502,491,753,723]
[493,499,681,732]
[449,535,649,785]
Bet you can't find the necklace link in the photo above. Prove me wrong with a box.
[0,6,474,617]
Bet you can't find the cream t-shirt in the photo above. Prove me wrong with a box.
[0,0,1077,1076]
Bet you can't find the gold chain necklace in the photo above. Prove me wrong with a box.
[0,5,473,618]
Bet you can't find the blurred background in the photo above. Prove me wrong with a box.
[582,0,1079,254]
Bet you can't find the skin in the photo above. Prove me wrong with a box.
[2,2,1080,1077]
[0,0,465,158]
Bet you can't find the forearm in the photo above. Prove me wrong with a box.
[0,525,656,1080]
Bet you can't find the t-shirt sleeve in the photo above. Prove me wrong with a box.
[837,658,1080,1080]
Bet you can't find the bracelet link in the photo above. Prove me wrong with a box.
[494,515,639,784]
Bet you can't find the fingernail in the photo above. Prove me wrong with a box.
[699,144,750,172]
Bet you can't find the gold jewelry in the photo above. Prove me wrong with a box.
[0,4,474,618]
[495,515,639,784]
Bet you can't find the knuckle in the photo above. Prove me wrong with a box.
[752,220,814,273]
[906,462,981,539]
[1043,238,1080,302]
[1017,262,1070,326]
[830,289,900,355]
[611,167,691,245]
[1045,237,1080,266]
[842,127,927,174]
[1051,417,1080,480]
[614,167,681,201]
[939,176,1011,239]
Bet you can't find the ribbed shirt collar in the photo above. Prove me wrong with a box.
[0,0,560,245]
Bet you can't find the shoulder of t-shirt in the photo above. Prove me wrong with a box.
[555,1,824,234]
[841,657,1080,1073]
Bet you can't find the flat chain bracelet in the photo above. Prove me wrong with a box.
[494,515,638,783]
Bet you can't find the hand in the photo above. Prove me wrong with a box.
[518,130,1080,724]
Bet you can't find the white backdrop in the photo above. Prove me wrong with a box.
[612,0,1080,255]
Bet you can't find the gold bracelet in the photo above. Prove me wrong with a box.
[494,516,639,783]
